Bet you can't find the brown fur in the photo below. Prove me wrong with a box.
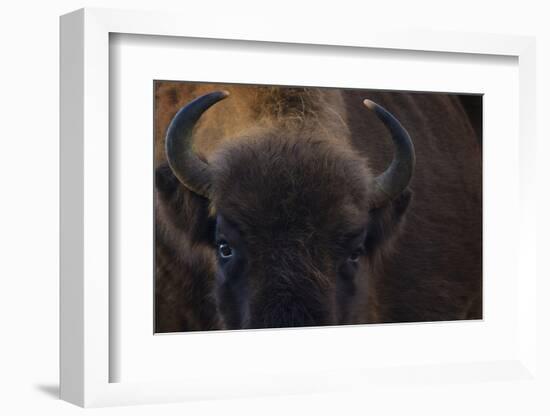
[154,82,482,331]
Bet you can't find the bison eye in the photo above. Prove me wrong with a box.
[218,242,234,259]
[348,249,363,263]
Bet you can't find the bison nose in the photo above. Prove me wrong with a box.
[248,300,329,329]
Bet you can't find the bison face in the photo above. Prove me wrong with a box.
[209,133,372,328]
[163,91,415,329]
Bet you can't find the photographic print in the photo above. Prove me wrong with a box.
[154,82,482,333]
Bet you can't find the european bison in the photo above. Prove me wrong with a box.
[154,83,482,332]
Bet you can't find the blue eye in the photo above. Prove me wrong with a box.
[218,242,233,259]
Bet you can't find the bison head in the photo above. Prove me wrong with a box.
[163,91,415,329]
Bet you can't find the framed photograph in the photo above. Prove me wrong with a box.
[60,8,539,408]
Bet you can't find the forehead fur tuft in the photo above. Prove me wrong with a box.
[209,129,371,238]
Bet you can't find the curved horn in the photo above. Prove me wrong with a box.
[165,90,230,198]
[363,99,416,207]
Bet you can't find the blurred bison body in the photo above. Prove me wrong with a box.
[154,83,482,332]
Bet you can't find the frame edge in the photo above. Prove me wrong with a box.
[59,8,85,407]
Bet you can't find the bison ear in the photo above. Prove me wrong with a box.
[364,189,412,256]
[155,163,180,196]
[155,163,216,245]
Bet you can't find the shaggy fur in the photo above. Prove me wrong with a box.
[154,83,482,331]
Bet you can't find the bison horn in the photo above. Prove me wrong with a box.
[165,90,230,198]
[363,99,416,207]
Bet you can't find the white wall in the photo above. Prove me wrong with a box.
[1,0,548,414]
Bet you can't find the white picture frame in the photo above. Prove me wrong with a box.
[60,7,539,408]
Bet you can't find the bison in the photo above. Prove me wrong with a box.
[154,83,482,332]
